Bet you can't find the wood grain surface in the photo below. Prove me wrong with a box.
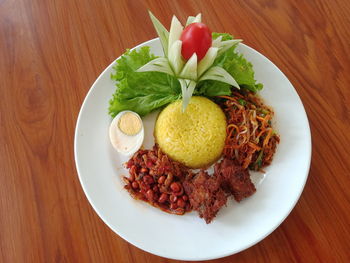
[1,0,349,262]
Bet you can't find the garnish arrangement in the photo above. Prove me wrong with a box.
[108,12,279,223]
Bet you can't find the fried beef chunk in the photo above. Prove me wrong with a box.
[183,171,227,224]
[183,159,256,223]
[214,158,256,202]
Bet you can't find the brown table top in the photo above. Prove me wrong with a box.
[1,0,349,262]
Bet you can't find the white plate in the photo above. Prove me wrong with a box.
[74,38,311,260]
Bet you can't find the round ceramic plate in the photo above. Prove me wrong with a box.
[74,38,311,260]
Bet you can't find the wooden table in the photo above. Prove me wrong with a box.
[1,0,349,262]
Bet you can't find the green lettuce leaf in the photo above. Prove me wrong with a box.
[197,32,263,95]
[212,32,234,41]
[194,80,232,96]
[109,47,181,117]
[213,45,263,93]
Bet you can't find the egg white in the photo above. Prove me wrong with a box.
[109,111,144,156]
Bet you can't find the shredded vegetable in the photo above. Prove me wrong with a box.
[218,91,279,171]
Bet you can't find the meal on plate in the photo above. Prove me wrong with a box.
[108,12,279,223]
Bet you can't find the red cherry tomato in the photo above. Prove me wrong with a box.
[180,22,212,61]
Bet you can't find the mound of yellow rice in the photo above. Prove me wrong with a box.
[154,96,227,168]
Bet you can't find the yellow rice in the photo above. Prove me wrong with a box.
[154,96,226,168]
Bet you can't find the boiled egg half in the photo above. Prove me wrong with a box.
[109,111,144,156]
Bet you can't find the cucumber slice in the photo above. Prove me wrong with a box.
[148,11,169,57]
[217,39,242,55]
[168,16,183,54]
[199,66,240,89]
[168,40,184,75]
[212,36,223,47]
[197,47,218,77]
[186,13,202,26]
[179,79,196,112]
[179,78,187,98]
[136,57,174,76]
[179,53,197,80]
[192,13,202,23]
[186,16,196,26]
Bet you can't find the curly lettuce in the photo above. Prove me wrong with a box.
[109,46,181,117]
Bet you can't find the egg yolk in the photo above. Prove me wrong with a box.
[118,112,142,136]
